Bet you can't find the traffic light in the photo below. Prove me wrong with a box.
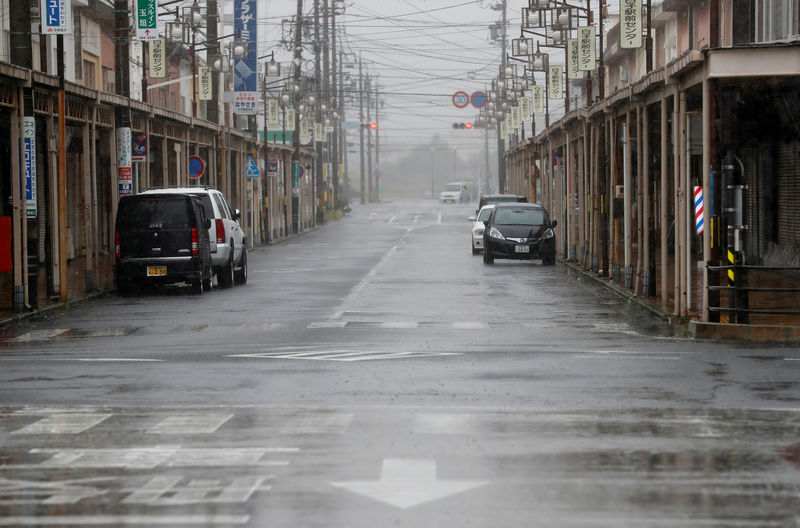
[361,122,378,129]
[452,122,474,129]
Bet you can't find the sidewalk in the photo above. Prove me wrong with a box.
[561,260,800,345]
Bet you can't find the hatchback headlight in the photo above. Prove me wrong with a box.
[541,228,555,240]
[488,226,505,240]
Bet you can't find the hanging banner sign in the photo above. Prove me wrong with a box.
[292,161,300,197]
[267,99,280,127]
[198,67,212,100]
[577,26,596,72]
[233,0,258,114]
[116,127,133,196]
[40,0,72,34]
[286,109,296,131]
[500,119,508,139]
[136,0,158,41]
[532,85,545,115]
[621,0,643,49]
[567,39,582,79]
[520,96,531,123]
[511,106,521,130]
[23,117,37,218]
[549,65,563,100]
[149,37,166,78]
[314,122,326,143]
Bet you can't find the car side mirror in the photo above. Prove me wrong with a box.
[233,209,241,221]
[551,220,558,228]
[468,216,476,222]
[482,220,489,226]
[204,218,212,230]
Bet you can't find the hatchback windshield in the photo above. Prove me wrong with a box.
[443,183,462,192]
[494,208,545,226]
[477,207,494,222]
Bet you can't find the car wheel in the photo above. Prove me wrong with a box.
[234,249,248,285]
[472,244,480,255]
[203,265,213,290]
[483,249,494,265]
[542,253,555,266]
[116,277,134,297]
[219,252,234,288]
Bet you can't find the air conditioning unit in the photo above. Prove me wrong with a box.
[615,185,624,199]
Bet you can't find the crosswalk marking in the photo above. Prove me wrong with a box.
[147,414,234,434]
[228,349,461,362]
[30,447,299,470]
[280,413,354,435]
[12,414,111,435]
[11,329,70,342]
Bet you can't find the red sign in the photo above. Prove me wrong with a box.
[188,155,205,179]
[452,91,469,108]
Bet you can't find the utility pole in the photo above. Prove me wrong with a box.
[366,74,373,201]
[322,0,331,212]
[374,81,380,202]
[330,3,339,207]
[338,47,348,203]
[358,55,366,204]
[314,0,324,225]
[207,0,219,124]
[291,0,303,233]
[497,0,507,193]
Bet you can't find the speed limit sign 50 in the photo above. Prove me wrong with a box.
[452,91,469,108]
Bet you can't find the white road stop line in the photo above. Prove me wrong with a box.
[280,413,354,434]
[12,414,111,435]
[0,515,250,525]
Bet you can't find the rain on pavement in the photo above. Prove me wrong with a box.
[2,199,800,527]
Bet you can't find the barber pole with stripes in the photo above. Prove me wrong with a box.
[693,186,704,236]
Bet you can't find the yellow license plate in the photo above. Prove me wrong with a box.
[147,266,167,277]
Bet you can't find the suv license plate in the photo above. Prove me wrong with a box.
[147,266,167,277]
[515,245,530,254]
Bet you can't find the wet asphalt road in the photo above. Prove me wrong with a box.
[2,199,800,527]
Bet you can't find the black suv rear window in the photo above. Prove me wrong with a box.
[117,196,192,230]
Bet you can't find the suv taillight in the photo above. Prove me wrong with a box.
[115,232,120,258]
[216,218,225,244]
[191,228,199,255]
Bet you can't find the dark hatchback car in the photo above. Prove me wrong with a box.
[115,193,213,295]
[482,203,557,265]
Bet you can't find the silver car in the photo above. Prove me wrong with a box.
[468,204,495,255]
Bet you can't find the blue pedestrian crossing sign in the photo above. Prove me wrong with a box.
[246,156,260,178]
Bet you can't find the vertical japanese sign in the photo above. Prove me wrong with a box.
[520,96,531,122]
[511,106,521,130]
[116,127,133,196]
[299,117,309,144]
[532,85,545,114]
[198,67,212,100]
[40,0,72,34]
[314,123,326,143]
[578,26,596,71]
[292,161,300,197]
[136,0,158,41]
[267,100,279,127]
[233,0,258,115]
[500,119,508,139]
[621,0,643,49]
[549,65,563,100]
[23,117,37,218]
[149,37,166,78]
[286,109,297,131]
[567,39,581,79]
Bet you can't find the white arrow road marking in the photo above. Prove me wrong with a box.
[330,458,488,509]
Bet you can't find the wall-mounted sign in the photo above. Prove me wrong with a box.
[136,0,158,41]
[40,0,72,34]
[233,0,258,114]
[23,117,37,218]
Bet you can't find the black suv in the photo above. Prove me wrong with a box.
[115,193,213,294]
[476,194,527,214]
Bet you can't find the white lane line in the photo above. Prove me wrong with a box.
[0,515,250,525]
[11,329,70,342]
[280,413,354,434]
[329,217,418,320]
[573,355,680,360]
[147,414,234,434]
[12,414,111,435]
[388,214,397,224]
[452,322,488,329]
[307,321,348,328]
